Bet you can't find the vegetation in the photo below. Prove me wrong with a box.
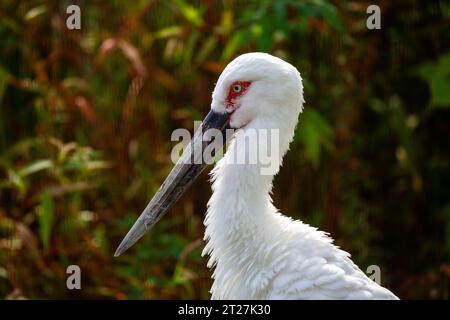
[0,0,449,299]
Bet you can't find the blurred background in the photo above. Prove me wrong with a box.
[0,0,449,299]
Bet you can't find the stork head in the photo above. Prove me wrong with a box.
[115,53,304,257]
[212,52,304,132]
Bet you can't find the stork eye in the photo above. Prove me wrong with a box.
[232,84,243,93]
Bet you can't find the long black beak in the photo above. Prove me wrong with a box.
[114,110,231,257]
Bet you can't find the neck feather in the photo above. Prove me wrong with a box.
[202,115,290,265]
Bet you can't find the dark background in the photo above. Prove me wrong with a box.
[0,0,449,299]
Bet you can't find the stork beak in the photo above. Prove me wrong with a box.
[114,110,231,257]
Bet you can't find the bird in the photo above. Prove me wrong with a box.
[115,52,399,300]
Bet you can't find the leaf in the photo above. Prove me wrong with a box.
[222,31,247,61]
[24,5,47,21]
[175,0,204,27]
[118,40,147,77]
[257,21,273,52]
[18,159,53,177]
[7,169,26,194]
[273,1,288,33]
[416,52,450,108]
[38,190,54,251]
[220,9,234,35]
[295,108,334,167]
[85,160,111,170]
[195,36,217,64]
[0,266,7,279]
[296,1,343,32]
[153,26,182,39]
[319,2,344,32]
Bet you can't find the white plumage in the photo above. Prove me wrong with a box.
[201,53,398,299]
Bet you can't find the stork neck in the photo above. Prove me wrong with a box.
[204,122,286,243]
[211,154,275,219]
[202,117,298,298]
[203,145,276,255]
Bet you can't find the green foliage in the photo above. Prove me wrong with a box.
[417,52,450,108]
[37,190,53,252]
[295,109,334,167]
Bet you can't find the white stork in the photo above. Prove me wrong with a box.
[115,52,399,300]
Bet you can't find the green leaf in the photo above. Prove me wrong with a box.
[416,52,450,108]
[24,5,47,21]
[85,160,111,170]
[18,159,53,177]
[0,266,7,279]
[320,2,344,32]
[175,0,204,27]
[195,36,217,64]
[257,21,273,52]
[7,169,26,193]
[153,26,182,39]
[295,108,334,167]
[296,1,343,32]
[38,190,54,251]
[222,31,247,61]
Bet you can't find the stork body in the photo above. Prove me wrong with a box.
[116,53,398,300]
[204,131,397,299]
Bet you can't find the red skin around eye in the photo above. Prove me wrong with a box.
[226,81,251,111]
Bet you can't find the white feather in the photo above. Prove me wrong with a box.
[202,53,398,300]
